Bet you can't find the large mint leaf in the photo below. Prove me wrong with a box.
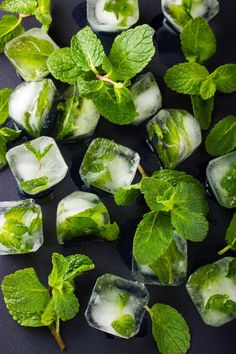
[0,15,24,53]
[211,64,236,93]
[191,95,214,130]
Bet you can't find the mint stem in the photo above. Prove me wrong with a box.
[218,244,232,256]
[96,74,117,86]
[138,164,148,178]
[49,323,65,351]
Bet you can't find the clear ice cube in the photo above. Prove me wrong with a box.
[130,72,162,125]
[0,199,43,255]
[147,109,202,169]
[186,257,236,327]
[132,233,188,285]
[9,79,57,138]
[79,138,140,194]
[162,0,219,31]
[87,0,139,32]
[5,28,59,81]
[206,151,236,209]
[85,273,149,338]
[6,136,68,196]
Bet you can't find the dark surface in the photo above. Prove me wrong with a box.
[0,1,236,353]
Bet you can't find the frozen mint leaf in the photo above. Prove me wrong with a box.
[117,293,130,309]
[191,95,214,129]
[0,0,37,15]
[0,88,12,124]
[98,223,119,241]
[0,15,24,53]
[167,4,192,27]
[211,64,236,93]
[1,268,50,327]
[171,207,208,242]
[147,303,191,354]
[187,262,221,292]
[205,294,236,317]
[181,17,216,64]
[133,211,173,265]
[221,166,236,202]
[111,314,136,338]
[114,183,141,206]
[164,63,209,95]
[19,176,49,194]
[206,115,236,156]
[200,77,216,100]
[71,26,105,73]
[25,141,53,160]
[34,0,52,32]
[47,48,83,84]
[104,0,134,27]
[107,25,155,81]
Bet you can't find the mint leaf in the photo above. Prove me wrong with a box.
[205,115,236,156]
[205,294,236,318]
[25,141,53,160]
[114,183,141,206]
[133,211,173,265]
[200,77,216,100]
[225,213,236,252]
[71,26,105,73]
[19,176,49,194]
[107,24,155,81]
[0,0,37,15]
[1,268,50,327]
[111,314,136,338]
[34,0,52,32]
[0,88,12,124]
[0,15,24,53]
[152,169,201,187]
[98,223,119,241]
[167,4,192,28]
[0,127,21,168]
[147,303,191,354]
[47,48,83,84]
[180,17,216,64]
[164,62,209,95]
[211,64,236,93]
[191,95,214,129]
[171,207,208,242]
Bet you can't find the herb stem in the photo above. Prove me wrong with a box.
[218,244,232,256]
[138,164,148,178]
[49,323,65,351]
[96,74,117,86]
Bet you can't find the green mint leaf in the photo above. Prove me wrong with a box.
[225,213,236,252]
[211,64,236,93]
[25,141,53,160]
[0,15,24,53]
[111,314,136,338]
[0,0,37,15]
[147,303,191,354]
[171,207,208,242]
[0,127,21,142]
[152,169,201,188]
[47,48,83,84]
[220,166,236,204]
[107,24,155,81]
[34,0,52,32]
[191,95,214,130]
[133,211,173,265]
[0,139,7,168]
[0,88,12,124]
[114,183,141,206]
[200,77,216,100]
[1,268,50,327]
[98,223,120,241]
[180,17,216,64]
[167,4,192,27]
[205,294,236,318]
[19,176,49,194]
[71,26,105,73]
[205,115,236,156]
[164,62,209,95]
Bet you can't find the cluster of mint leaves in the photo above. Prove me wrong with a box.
[164,17,236,130]
[0,0,52,51]
[47,25,155,125]
[1,252,95,350]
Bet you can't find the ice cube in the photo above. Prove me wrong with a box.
[132,233,187,285]
[0,199,43,255]
[87,0,139,32]
[55,86,100,141]
[162,0,219,31]
[130,72,162,125]
[85,273,149,338]
[206,151,236,209]
[79,138,140,194]
[5,28,59,81]
[57,191,114,244]
[147,109,202,169]
[186,257,236,327]
[6,136,68,196]
[9,79,58,138]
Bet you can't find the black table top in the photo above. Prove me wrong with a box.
[0,1,236,353]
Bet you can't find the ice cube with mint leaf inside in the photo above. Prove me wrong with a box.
[162,0,219,31]
[5,28,59,81]
[0,199,43,255]
[132,233,187,286]
[57,191,119,244]
[6,136,68,196]
[55,86,100,142]
[186,257,236,327]
[79,138,140,194]
[130,72,162,125]
[206,151,236,209]
[85,273,149,338]
[87,0,139,32]
[147,109,202,169]
[9,79,58,138]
